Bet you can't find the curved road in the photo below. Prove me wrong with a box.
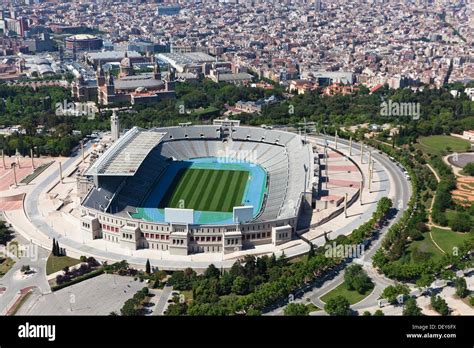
[265,135,412,315]
[19,135,409,274]
[0,233,50,315]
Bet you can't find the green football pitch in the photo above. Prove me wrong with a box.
[158,168,249,213]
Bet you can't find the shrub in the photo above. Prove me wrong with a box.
[430,295,450,316]
[403,297,422,316]
[324,296,351,316]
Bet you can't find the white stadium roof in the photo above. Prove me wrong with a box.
[86,127,166,176]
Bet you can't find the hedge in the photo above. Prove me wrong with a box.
[51,268,105,291]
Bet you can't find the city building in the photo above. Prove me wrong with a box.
[65,34,103,52]
[94,54,176,105]
[157,52,215,73]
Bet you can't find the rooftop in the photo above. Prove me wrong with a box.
[86,50,142,61]
[86,127,166,176]
[67,34,100,41]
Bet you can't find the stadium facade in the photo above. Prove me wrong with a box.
[78,120,314,256]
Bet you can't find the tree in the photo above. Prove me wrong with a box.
[120,299,140,316]
[416,273,434,288]
[324,296,351,316]
[344,264,373,294]
[283,303,310,316]
[229,261,245,278]
[381,284,410,304]
[454,277,468,298]
[377,197,393,217]
[204,264,220,279]
[166,302,188,316]
[449,213,471,232]
[55,240,61,256]
[218,272,234,295]
[462,162,474,176]
[373,309,384,316]
[231,276,250,295]
[20,265,31,273]
[403,297,422,316]
[246,308,261,316]
[168,268,196,290]
[145,259,151,275]
[372,249,389,268]
[52,238,57,256]
[430,295,450,316]
[0,222,13,245]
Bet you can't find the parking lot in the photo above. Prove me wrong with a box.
[17,274,145,315]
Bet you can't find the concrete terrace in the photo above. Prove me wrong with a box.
[2,134,404,270]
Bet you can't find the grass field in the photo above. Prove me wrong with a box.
[320,282,374,305]
[407,232,444,263]
[46,255,81,275]
[430,227,472,255]
[158,168,249,213]
[417,135,471,156]
[445,209,474,225]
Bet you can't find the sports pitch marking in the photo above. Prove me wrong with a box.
[158,168,249,213]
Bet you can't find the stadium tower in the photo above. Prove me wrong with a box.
[111,111,120,141]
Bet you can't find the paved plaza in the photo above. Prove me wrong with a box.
[17,274,144,315]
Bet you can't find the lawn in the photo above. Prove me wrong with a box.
[158,168,249,212]
[306,302,321,312]
[430,227,472,255]
[191,106,220,119]
[320,281,374,305]
[407,232,444,263]
[445,209,474,224]
[0,257,15,277]
[417,135,471,156]
[46,254,81,275]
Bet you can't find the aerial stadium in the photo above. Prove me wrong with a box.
[78,119,314,256]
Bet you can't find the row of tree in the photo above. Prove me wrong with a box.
[368,138,474,283]
[119,287,150,316]
[164,197,393,316]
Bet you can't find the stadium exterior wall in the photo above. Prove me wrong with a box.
[80,206,296,255]
[79,124,314,256]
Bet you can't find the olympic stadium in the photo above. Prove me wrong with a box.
[79,120,314,255]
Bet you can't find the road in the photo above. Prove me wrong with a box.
[0,232,50,315]
[153,285,173,315]
[3,134,411,315]
[16,132,407,274]
[265,135,412,315]
[0,141,94,315]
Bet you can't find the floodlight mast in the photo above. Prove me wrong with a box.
[298,117,316,143]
